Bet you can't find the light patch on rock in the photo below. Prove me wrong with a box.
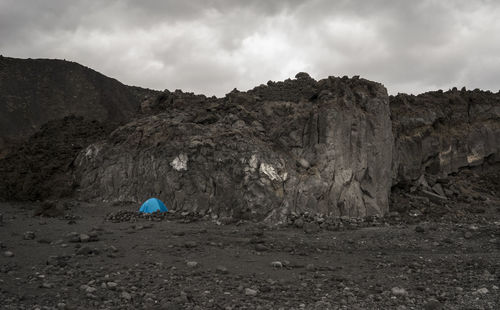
[84,144,101,158]
[335,168,353,186]
[467,151,483,165]
[439,146,452,164]
[171,153,188,171]
[249,155,259,169]
[259,163,281,181]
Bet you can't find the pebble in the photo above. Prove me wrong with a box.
[77,246,93,255]
[391,287,408,296]
[67,232,80,243]
[79,234,90,243]
[106,282,118,290]
[3,251,14,257]
[415,226,425,233]
[305,263,316,271]
[294,218,304,228]
[57,303,66,310]
[186,261,198,268]
[245,288,258,296]
[464,232,473,239]
[88,231,99,241]
[185,241,197,248]
[303,222,320,234]
[121,291,132,300]
[474,287,489,295]
[255,244,268,252]
[41,282,53,288]
[216,266,228,274]
[423,298,442,310]
[271,261,283,268]
[23,231,36,240]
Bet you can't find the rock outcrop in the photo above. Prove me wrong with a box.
[0,56,157,155]
[0,116,110,201]
[391,89,500,184]
[75,74,394,221]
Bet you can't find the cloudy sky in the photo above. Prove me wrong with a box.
[1,0,499,96]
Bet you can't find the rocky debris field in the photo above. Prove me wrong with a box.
[1,165,499,309]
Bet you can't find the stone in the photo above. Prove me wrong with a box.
[270,261,283,268]
[420,190,447,202]
[432,184,446,197]
[23,231,36,240]
[415,226,425,233]
[215,266,228,274]
[79,234,90,243]
[33,201,65,218]
[76,246,93,255]
[85,286,97,293]
[244,288,258,296]
[305,264,316,271]
[106,282,118,290]
[121,292,132,300]
[391,287,408,296]
[186,261,198,268]
[474,287,489,295]
[423,299,442,310]
[184,241,197,248]
[67,232,80,243]
[3,251,14,257]
[303,222,320,234]
[254,244,268,252]
[294,218,304,228]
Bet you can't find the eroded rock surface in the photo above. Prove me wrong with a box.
[75,74,393,221]
[391,89,500,184]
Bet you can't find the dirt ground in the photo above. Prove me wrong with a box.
[1,165,500,309]
[0,198,498,310]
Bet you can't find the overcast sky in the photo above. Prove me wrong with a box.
[1,0,499,96]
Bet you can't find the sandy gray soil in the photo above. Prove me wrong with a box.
[1,194,499,310]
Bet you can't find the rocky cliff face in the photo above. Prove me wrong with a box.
[0,56,156,151]
[74,74,394,221]
[391,89,500,185]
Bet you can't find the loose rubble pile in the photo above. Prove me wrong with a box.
[390,163,500,225]
[104,210,204,224]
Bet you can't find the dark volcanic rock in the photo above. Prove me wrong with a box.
[391,89,500,184]
[75,75,394,221]
[0,116,109,200]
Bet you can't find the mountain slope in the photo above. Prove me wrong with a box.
[0,56,156,152]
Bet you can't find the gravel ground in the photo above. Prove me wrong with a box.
[1,193,499,310]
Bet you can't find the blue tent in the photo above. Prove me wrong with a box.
[139,198,168,213]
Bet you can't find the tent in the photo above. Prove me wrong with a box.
[139,198,168,213]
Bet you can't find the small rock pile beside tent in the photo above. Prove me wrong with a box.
[139,198,168,214]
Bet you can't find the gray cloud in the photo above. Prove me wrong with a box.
[1,0,499,96]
